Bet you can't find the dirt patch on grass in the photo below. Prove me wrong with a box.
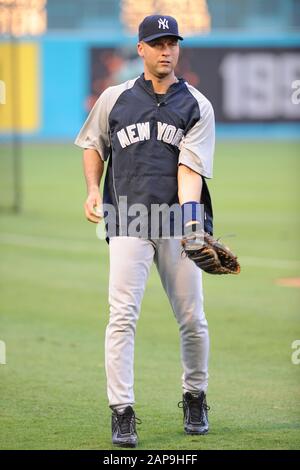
[276,278,300,288]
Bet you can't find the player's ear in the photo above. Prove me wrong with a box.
[137,42,144,58]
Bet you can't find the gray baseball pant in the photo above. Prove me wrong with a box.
[105,236,209,410]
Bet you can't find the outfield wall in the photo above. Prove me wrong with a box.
[0,33,299,141]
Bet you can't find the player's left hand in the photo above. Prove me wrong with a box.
[182,231,241,275]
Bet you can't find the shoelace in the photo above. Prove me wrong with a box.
[114,410,142,435]
[178,397,210,423]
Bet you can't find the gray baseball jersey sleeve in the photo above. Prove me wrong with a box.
[74,78,138,161]
[179,84,215,179]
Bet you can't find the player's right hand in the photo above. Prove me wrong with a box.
[84,189,103,224]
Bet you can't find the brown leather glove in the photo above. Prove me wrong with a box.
[182,231,241,275]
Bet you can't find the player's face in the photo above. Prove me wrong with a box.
[138,37,180,79]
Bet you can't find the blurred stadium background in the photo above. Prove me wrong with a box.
[0,0,300,450]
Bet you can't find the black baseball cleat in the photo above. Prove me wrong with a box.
[178,391,210,435]
[111,406,141,448]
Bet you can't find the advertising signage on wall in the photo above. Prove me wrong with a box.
[89,46,300,123]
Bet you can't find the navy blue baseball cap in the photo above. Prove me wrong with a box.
[138,15,183,42]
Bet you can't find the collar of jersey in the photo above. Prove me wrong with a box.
[138,73,185,99]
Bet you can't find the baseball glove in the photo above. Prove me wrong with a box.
[181,231,241,275]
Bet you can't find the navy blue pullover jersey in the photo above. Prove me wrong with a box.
[75,74,215,237]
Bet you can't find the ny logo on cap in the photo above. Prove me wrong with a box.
[158,18,169,30]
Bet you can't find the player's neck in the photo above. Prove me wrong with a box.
[144,71,178,94]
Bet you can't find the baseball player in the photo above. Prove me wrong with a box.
[75,14,239,448]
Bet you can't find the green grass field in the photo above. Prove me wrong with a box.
[0,141,299,450]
